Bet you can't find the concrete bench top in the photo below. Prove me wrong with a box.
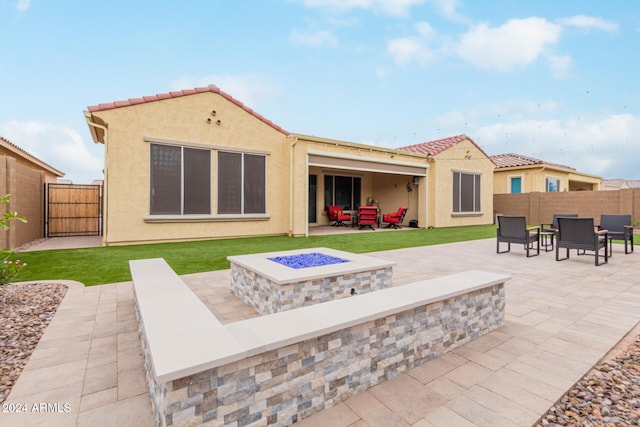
[130,258,510,383]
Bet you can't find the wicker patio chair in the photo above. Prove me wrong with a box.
[599,214,634,255]
[496,215,540,257]
[556,217,608,266]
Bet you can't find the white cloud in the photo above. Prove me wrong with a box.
[558,15,618,32]
[169,74,281,109]
[15,0,30,12]
[456,18,562,72]
[387,36,434,66]
[289,28,337,46]
[0,121,103,184]
[426,0,469,24]
[301,0,425,17]
[548,54,572,79]
[474,113,640,178]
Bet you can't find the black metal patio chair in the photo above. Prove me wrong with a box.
[496,215,540,257]
[599,214,634,255]
[556,217,608,266]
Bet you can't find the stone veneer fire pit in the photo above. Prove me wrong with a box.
[228,247,395,314]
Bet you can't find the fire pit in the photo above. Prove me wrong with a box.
[228,247,395,314]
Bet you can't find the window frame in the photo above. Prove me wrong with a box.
[452,171,482,214]
[149,142,212,216]
[545,177,561,192]
[216,150,267,215]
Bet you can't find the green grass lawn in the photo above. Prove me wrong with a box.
[12,225,498,286]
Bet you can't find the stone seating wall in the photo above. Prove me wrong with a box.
[130,258,508,427]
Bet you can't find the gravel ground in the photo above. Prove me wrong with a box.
[0,282,67,403]
[535,333,640,426]
[0,283,638,424]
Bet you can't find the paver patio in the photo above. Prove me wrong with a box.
[2,238,639,426]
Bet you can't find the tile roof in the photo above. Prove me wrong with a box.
[86,85,289,135]
[602,179,628,188]
[0,136,65,177]
[490,153,575,171]
[398,134,494,163]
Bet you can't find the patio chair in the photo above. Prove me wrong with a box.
[496,215,540,257]
[540,213,579,251]
[556,217,608,266]
[599,214,634,255]
[327,205,351,227]
[357,206,378,230]
[382,206,407,229]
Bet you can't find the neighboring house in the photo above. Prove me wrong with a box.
[0,136,64,183]
[399,135,496,228]
[491,153,601,194]
[83,86,492,246]
[0,136,65,249]
[602,179,640,190]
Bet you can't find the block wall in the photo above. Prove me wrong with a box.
[494,190,639,226]
[0,156,45,249]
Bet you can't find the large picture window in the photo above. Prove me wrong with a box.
[324,175,361,211]
[150,144,211,215]
[217,152,266,214]
[453,171,481,213]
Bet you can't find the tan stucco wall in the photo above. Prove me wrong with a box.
[429,139,495,227]
[91,92,290,245]
[494,168,601,194]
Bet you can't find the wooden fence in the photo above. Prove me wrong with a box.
[47,184,102,237]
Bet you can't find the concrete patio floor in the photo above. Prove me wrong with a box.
[3,238,640,426]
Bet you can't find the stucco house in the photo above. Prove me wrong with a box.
[491,153,601,194]
[84,86,493,246]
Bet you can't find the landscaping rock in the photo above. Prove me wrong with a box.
[0,283,67,403]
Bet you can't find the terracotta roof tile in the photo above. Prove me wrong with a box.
[490,153,575,170]
[87,85,289,135]
[398,134,494,164]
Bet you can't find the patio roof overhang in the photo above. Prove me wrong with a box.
[308,150,428,176]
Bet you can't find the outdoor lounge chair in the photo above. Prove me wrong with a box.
[599,214,634,255]
[382,206,407,229]
[327,205,351,226]
[496,215,540,257]
[357,206,378,230]
[556,217,608,266]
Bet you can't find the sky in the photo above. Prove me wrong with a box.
[1,0,639,184]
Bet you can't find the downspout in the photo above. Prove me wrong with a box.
[289,136,299,237]
[84,114,108,246]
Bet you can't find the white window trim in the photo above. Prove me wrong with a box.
[545,175,562,192]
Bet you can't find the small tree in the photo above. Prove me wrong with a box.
[0,194,27,285]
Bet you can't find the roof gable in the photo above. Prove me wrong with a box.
[399,134,494,163]
[86,85,289,136]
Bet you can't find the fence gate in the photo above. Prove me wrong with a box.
[46,184,102,237]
